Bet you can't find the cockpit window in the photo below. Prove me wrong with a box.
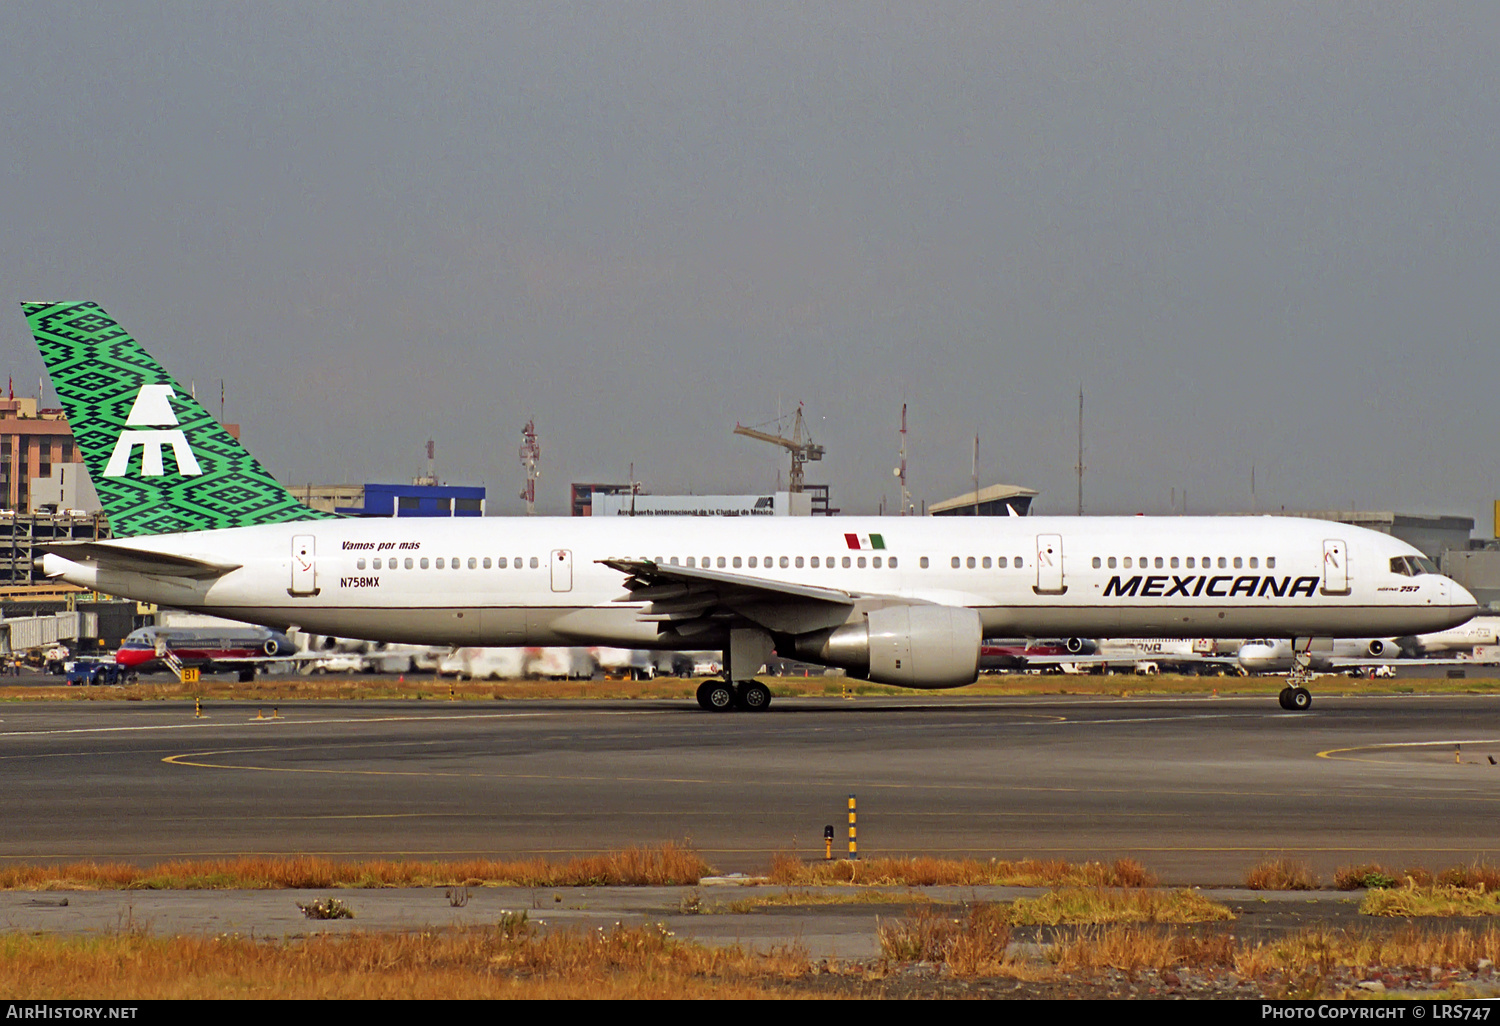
[1390,555,1439,577]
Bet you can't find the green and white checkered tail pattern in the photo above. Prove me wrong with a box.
[23,301,338,537]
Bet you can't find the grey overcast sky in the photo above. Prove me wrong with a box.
[1,3,1496,524]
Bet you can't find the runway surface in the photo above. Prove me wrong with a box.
[4,692,1500,883]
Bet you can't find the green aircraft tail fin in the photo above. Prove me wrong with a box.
[22,301,338,537]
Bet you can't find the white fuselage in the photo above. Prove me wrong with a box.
[44,515,1476,653]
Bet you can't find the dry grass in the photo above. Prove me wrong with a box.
[1360,886,1500,918]
[0,844,711,891]
[768,852,1157,888]
[878,904,1014,975]
[0,920,813,1000]
[11,671,1500,705]
[1244,857,1320,890]
[716,890,933,913]
[1333,861,1500,892]
[1050,927,1241,973]
[898,912,1500,983]
[1004,888,1234,926]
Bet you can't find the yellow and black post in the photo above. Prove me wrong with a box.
[847,794,858,860]
[824,824,834,861]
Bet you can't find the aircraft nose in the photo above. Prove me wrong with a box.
[1450,578,1479,617]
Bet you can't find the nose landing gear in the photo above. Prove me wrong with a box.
[1278,685,1312,711]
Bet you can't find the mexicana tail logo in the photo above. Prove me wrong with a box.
[103,385,203,478]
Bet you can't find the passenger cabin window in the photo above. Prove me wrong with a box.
[998,556,1008,568]
[920,557,929,569]
[357,558,366,570]
[951,557,960,569]
[1092,557,1101,569]
[529,557,539,568]
[420,558,430,569]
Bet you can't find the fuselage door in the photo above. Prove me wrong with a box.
[1034,534,1066,595]
[1322,539,1350,596]
[290,535,318,596]
[551,548,573,593]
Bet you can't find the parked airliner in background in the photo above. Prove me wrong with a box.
[115,625,298,680]
[1238,616,1500,674]
[22,302,1479,713]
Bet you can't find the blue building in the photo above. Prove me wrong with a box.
[336,483,486,518]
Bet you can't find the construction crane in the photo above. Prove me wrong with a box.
[733,405,825,493]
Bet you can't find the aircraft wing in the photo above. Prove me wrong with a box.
[599,557,861,636]
[41,541,242,580]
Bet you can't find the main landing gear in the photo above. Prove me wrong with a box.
[1278,686,1312,711]
[696,679,772,712]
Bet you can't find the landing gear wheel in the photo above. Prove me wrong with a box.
[696,680,736,712]
[1278,687,1294,710]
[1289,687,1312,711]
[736,681,772,712]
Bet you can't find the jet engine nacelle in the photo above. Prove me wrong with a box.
[795,605,982,689]
[1064,637,1095,655]
[1366,639,1391,657]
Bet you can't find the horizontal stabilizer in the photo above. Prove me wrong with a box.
[42,541,242,580]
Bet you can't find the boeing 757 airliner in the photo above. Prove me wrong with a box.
[21,302,1478,713]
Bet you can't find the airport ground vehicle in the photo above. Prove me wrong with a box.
[65,659,134,686]
[22,302,1479,712]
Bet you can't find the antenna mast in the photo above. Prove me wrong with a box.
[893,402,913,515]
[518,419,541,515]
[1076,386,1085,516]
[414,440,438,486]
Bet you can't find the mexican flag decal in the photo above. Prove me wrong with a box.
[844,533,886,550]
